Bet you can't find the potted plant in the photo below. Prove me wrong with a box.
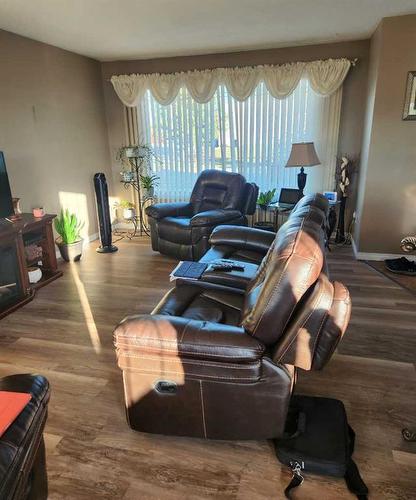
[140,173,160,198]
[120,170,135,183]
[114,200,136,220]
[117,143,157,163]
[117,144,159,184]
[54,209,84,262]
[255,189,276,232]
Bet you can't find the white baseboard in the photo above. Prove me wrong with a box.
[351,238,415,261]
[351,237,359,258]
[84,233,99,246]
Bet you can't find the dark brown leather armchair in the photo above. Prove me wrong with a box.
[114,201,350,441]
[145,169,258,261]
[0,374,50,499]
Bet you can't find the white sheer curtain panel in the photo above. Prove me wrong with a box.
[138,79,342,202]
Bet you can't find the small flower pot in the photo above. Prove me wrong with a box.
[28,267,42,284]
[121,172,134,182]
[123,208,136,220]
[32,207,45,218]
[121,171,134,183]
[124,147,138,158]
[143,187,154,198]
[56,238,84,262]
[137,146,149,158]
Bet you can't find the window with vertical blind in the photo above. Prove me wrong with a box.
[138,78,341,202]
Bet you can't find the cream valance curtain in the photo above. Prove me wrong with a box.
[111,58,352,107]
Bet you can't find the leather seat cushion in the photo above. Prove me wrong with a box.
[182,296,225,323]
[153,284,243,326]
[228,249,265,264]
[157,216,192,245]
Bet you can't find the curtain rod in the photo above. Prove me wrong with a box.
[105,57,358,82]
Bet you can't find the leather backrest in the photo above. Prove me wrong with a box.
[241,216,325,345]
[289,204,327,228]
[292,192,329,216]
[190,169,246,214]
[272,275,351,370]
[248,202,327,293]
[241,183,259,215]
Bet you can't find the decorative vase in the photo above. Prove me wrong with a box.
[12,198,22,215]
[28,266,42,284]
[56,238,83,262]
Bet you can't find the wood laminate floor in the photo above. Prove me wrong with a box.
[0,238,415,499]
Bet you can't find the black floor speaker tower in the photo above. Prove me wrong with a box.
[94,173,118,254]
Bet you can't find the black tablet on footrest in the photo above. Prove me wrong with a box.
[170,261,208,281]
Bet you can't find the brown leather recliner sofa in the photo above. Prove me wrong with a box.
[114,193,350,440]
[200,192,330,267]
[145,169,258,261]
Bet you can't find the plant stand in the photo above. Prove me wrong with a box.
[117,202,155,240]
[120,156,156,237]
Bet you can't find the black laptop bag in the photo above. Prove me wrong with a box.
[275,395,369,499]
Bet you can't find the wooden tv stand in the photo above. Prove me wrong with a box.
[0,213,63,319]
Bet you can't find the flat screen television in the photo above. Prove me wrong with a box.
[0,152,14,219]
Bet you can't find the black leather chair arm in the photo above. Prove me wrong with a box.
[114,314,265,363]
[209,225,275,254]
[190,209,242,227]
[145,202,193,220]
[0,375,50,500]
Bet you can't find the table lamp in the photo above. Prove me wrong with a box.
[285,142,321,196]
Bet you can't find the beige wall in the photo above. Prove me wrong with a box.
[101,40,370,205]
[355,15,416,256]
[0,29,112,239]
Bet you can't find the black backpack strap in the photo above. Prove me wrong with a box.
[345,425,369,500]
[284,461,304,499]
[345,459,369,500]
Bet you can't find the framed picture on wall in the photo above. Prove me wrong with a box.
[403,71,416,120]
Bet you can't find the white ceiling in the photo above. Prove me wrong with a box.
[1,0,416,61]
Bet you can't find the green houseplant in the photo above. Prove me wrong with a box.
[114,200,136,220]
[139,174,159,198]
[54,209,84,262]
[117,143,158,181]
[117,143,161,190]
[257,189,276,210]
[255,189,276,232]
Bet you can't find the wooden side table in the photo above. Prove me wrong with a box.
[0,214,62,318]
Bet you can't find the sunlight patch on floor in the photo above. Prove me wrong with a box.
[69,262,101,354]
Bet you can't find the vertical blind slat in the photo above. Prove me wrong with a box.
[139,79,340,201]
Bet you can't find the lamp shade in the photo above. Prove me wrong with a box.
[285,142,321,168]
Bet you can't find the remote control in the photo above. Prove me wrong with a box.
[210,263,245,272]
